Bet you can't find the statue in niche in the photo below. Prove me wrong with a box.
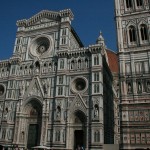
[78,60,81,69]
[19,81,25,96]
[43,80,48,94]
[63,130,65,142]
[85,59,88,68]
[35,61,40,74]
[138,81,142,92]
[71,61,74,69]
[128,83,131,93]
[35,66,39,73]
[21,131,24,142]
[56,106,61,119]
[16,101,20,112]
[94,105,99,118]
[147,81,150,92]
[3,107,8,120]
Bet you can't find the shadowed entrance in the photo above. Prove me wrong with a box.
[73,110,86,150]
[74,130,84,149]
[25,99,42,149]
[27,124,39,148]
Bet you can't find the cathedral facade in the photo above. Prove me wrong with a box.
[0,9,115,149]
[115,0,150,149]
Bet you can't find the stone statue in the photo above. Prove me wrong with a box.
[3,107,8,120]
[128,83,131,93]
[147,81,150,92]
[138,82,142,92]
[94,107,99,118]
[19,81,25,96]
[56,107,61,119]
[43,80,48,94]
[17,101,20,112]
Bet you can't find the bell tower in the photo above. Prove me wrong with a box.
[115,0,150,149]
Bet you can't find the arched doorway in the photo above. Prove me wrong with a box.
[23,99,42,149]
[70,110,87,150]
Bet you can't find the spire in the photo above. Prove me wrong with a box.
[96,31,105,46]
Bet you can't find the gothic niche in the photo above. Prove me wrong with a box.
[56,106,61,120]
[147,81,150,92]
[94,104,99,119]
[71,77,87,93]
[0,84,5,96]
[127,82,132,93]
[137,81,142,93]
[35,61,40,73]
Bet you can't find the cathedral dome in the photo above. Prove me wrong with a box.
[106,49,118,73]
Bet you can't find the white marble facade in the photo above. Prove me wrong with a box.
[115,0,150,149]
[0,9,114,149]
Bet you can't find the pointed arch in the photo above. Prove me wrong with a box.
[94,55,99,65]
[128,25,136,42]
[70,109,87,124]
[136,0,143,7]
[140,24,148,41]
[60,59,64,69]
[126,0,133,8]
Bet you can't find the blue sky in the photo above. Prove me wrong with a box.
[0,0,117,60]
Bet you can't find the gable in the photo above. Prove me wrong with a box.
[24,77,44,100]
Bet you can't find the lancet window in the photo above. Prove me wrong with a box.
[126,0,133,8]
[136,0,143,7]
[94,131,100,142]
[128,26,136,42]
[140,24,148,41]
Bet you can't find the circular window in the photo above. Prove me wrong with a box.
[71,77,88,93]
[0,84,5,96]
[75,78,86,91]
[36,37,50,54]
[29,35,53,58]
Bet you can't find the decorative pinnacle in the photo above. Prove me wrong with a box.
[96,31,105,45]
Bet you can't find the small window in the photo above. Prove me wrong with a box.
[16,38,21,45]
[60,59,64,69]
[94,72,99,81]
[2,129,6,139]
[58,76,63,84]
[140,24,148,41]
[11,66,16,75]
[136,0,143,7]
[94,131,100,142]
[62,28,67,35]
[55,131,60,142]
[126,0,133,8]
[61,37,66,45]
[9,81,14,88]
[94,55,99,65]
[47,130,51,142]
[58,87,63,95]
[44,63,47,67]
[129,26,136,42]
[94,84,100,93]
[15,46,20,52]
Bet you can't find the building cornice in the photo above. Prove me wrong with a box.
[56,44,104,58]
[16,9,74,27]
